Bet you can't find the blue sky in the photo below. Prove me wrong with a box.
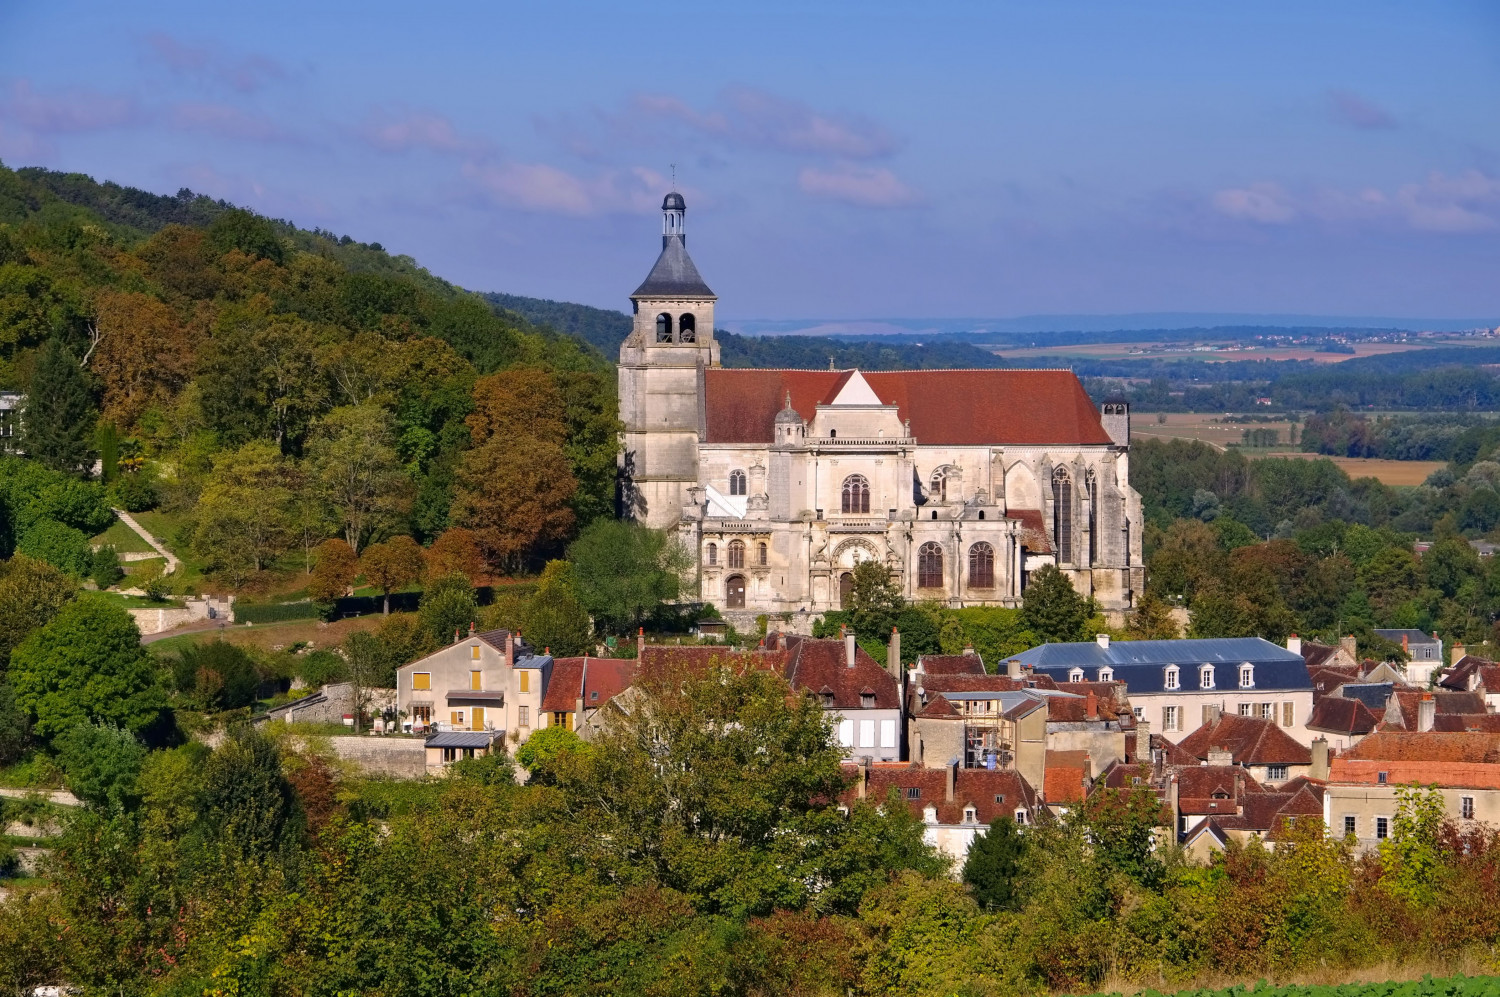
[1,1,1498,324]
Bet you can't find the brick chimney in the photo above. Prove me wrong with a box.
[1402,633,1409,655]
[637,626,645,658]
[1286,633,1301,656]
[1452,640,1467,667]
[505,631,515,667]
[887,627,901,683]
[1085,691,1098,720]
[1418,692,1436,732]
[1310,737,1329,781]
[845,629,857,668]
[856,756,870,799]
[963,642,976,656]
[945,758,957,803]
[1007,658,1021,679]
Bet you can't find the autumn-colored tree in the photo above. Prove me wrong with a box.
[359,535,425,614]
[91,289,196,430]
[309,539,357,604]
[425,527,484,583]
[452,435,576,573]
[466,367,566,446]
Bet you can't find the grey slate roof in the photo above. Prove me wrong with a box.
[632,235,715,299]
[1339,682,1395,710]
[1010,638,1311,695]
[425,731,500,748]
[1374,629,1439,646]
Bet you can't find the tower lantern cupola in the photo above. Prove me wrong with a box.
[662,191,686,243]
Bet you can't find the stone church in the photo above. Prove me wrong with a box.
[618,192,1144,620]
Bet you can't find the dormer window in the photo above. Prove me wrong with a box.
[860,691,876,708]
[1239,664,1254,689]
[729,469,747,495]
[963,806,977,823]
[1200,665,1215,690]
[1015,809,1028,825]
[1068,667,1084,683]
[1164,666,1180,691]
[1098,667,1114,682]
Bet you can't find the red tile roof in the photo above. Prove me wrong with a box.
[1307,695,1380,736]
[703,368,1114,446]
[1176,765,1265,815]
[1438,656,1500,694]
[1385,690,1489,730]
[1330,758,1500,790]
[846,764,1040,825]
[540,657,587,712]
[1044,750,1091,803]
[778,634,900,710]
[1342,731,1500,764]
[1433,713,1500,732]
[1178,715,1312,766]
[1005,509,1053,554]
[915,694,961,719]
[583,658,636,710]
[918,654,986,677]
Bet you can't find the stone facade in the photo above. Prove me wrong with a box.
[618,193,1144,616]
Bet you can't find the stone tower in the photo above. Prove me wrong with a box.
[618,192,720,528]
[1100,396,1130,448]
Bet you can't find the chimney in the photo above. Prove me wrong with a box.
[1453,640,1467,667]
[1310,737,1329,781]
[1006,658,1021,679]
[469,621,475,635]
[963,642,976,657]
[1207,746,1234,767]
[1208,703,1222,723]
[845,629,857,668]
[1402,633,1409,654]
[1096,633,1110,649]
[1286,633,1301,656]
[887,627,901,683]
[856,756,870,799]
[1136,718,1152,758]
[1085,691,1098,720]
[454,628,460,645]
[1418,692,1436,732]
[945,758,957,803]
[637,626,645,658]
[505,631,515,667]
[1340,634,1357,661]
[1167,774,1180,838]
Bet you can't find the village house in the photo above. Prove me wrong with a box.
[1439,649,1500,712]
[1175,712,1314,787]
[1011,635,1315,744]
[1373,628,1443,686]
[1323,731,1500,850]
[537,655,637,737]
[395,627,552,744]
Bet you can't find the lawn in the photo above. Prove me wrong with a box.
[146,612,388,655]
[90,517,157,554]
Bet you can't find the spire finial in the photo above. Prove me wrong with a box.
[785,390,792,408]
[671,163,677,190]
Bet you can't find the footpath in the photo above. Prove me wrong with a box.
[112,508,180,575]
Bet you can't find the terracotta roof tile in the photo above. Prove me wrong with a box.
[582,658,636,709]
[1178,715,1312,766]
[703,368,1114,446]
[1342,731,1500,764]
[846,765,1040,825]
[540,657,587,712]
[780,635,900,710]
[918,654,986,677]
[1044,749,1092,804]
[1307,696,1380,736]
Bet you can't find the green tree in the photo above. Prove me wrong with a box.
[846,558,904,638]
[16,518,92,576]
[192,439,297,581]
[56,722,147,812]
[513,723,588,782]
[1124,591,1180,640]
[1069,778,1165,888]
[21,339,96,474]
[962,815,1029,911]
[417,573,478,647]
[9,596,167,741]
[358,535,425,614]
[173,640,260,710]
[0,556,77,668]
[1021,564,1093,643]
[195,725,300,862]
[90,544,124,590]
[0,683,31,764]
[521,559,593,656]
[1380,783,1446,905]
[1188,584,1258,639]
[308,404,409,554]
[566,519,686,631]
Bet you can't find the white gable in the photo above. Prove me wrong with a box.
[829,370,883,406]
[703,483,746,519]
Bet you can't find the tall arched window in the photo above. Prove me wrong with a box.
[1087,469,1098,566]
[728,469,747,496]
[678,313,696,343]
[727,540,745,569]
[968,542,995,588]
[929,467,951,502]
[917,542,944,588]
[841,474,870,514]
[706,542,717,566]
[1052,468,1073,564]
[757,542,767,566]
[655,313,673,342]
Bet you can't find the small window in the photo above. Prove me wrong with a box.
[963,806,977,823]
[471,645,480,660]
[860,691,875,708]
[413,672,431,691]
[519,671,530,693]
[1068,667,1084,683]
[728,540,745,569]
[994,794,1005,804]
[1162,705,1180,732]
[1098,667,1113,682]
[1200,665,1215,690]
[655,313,673,342]
[1343,815,1357,837]
[1132,706,1143,721]
[757,542,767,566]
[678,312,696,343]
[470,670,482,691]
[906,787,921,800]
[729,469,747,495]
[1015,809,1028,825]
[451,710,464,727]
[1239,703,1253,717]
[1259,702,1273,721]
[706,543,717,566]
[1163,666,1179,691]
[1267,764,1288,781]
[1376,816,1389,839]
[518,706,529,728]
[1462,796,1475,820]
[590,690,599,700]
[1377,771,1388,784]
[1282,702,1294,727]
[1239,664,1255,689]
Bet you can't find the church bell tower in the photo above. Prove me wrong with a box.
[618,191,719,527]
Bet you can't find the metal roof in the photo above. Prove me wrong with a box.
[1339,682,1394,710]
[632,235,715,299]
[1011,638,1312,695]
[445,690,505,701]
[1374,629,1439,645]
[425,731,500,748]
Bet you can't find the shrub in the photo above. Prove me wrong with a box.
[90,545,124,590]
[110,471,160,512]
[17,519,92,576]
[300,650,347,687]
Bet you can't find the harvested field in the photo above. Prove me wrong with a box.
[1255,453,1444,486]
[1131,412,1297,449]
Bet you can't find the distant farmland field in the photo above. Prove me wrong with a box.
[1263,454,1444,486]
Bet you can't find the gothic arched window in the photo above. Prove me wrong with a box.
[679,313,696,343]
[1087,468,1098,566]
[729,469,747,496]
[728,540,745,569]
[706,542,717,566]
[968,542,995,588]
[655,313,673,343]
[757,542,768,566]
[917,542,944,589]
[1052,468,1073,564]
[841,474,870,514]
[929,466,955,503]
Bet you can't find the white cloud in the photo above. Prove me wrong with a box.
[462,161,666,216]
[1212,182,1298,224]
[1328,89,1396,130]
[1212,170,1500,233]
[798,164,921,208]
[362,109,483,155]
